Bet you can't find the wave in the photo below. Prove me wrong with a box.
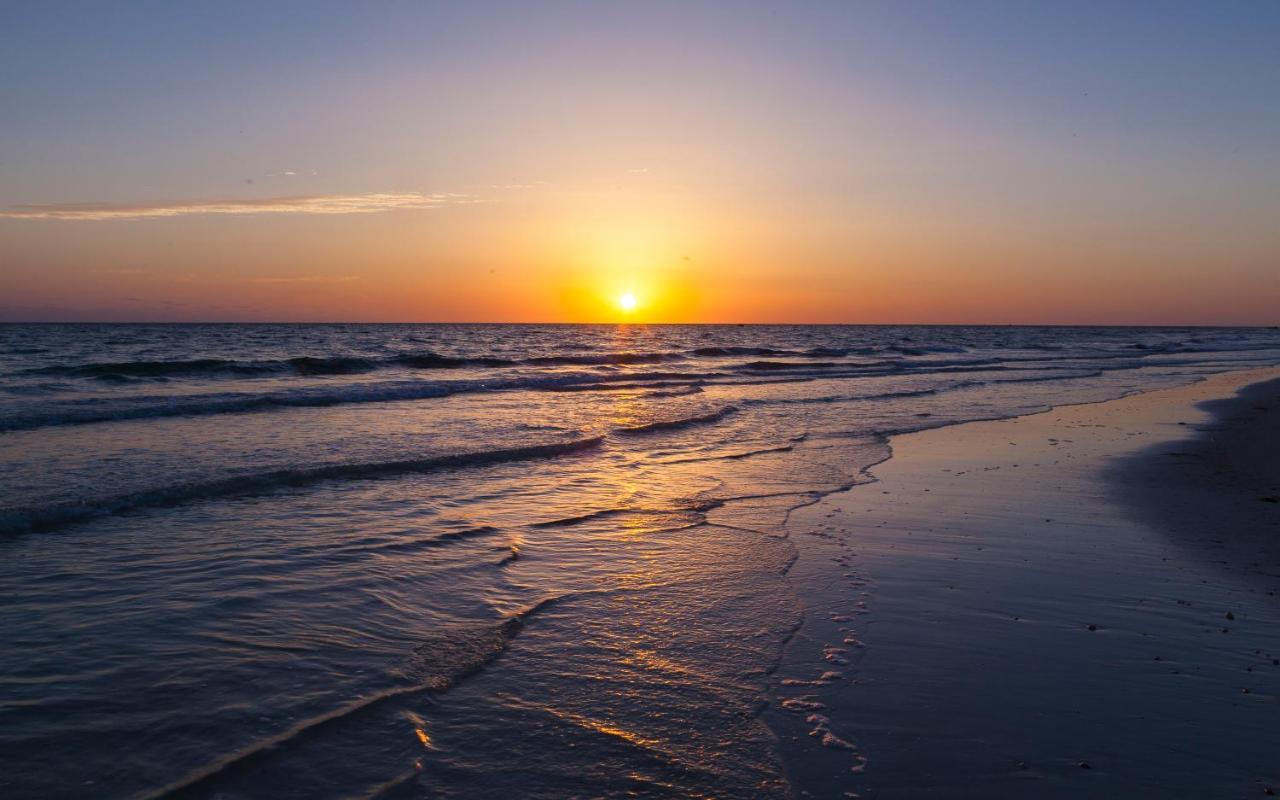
[986,369,1104,385]
[0,381,463,431]
[614,406,738,435]
[21,349,690,382]
[524,351,685,366]
[641,385,705,398]
[284,356,380,375]
[0,360,1062,433]
[692,345,882,358]
[662,443,796,464]
[736,360,846,371]
[530,507,634,528]
[0,371,730,432]
[888,344,968,355]
[19,329,1280,386]
[690,346,788,357]
[725,355,1006,375]
[24,353,500,380]
[391,353,516,369]
[742,387,942,408]
[542,379,708,393]
[138,595,564,800]
[17,337,1249,388]
[9,344,989,384]
[0,437,604,535]
[8,340,1276,432]
[327,525,502,557]
[397,351,687,368]
[739,369,1112,409]
[29,357,282,379]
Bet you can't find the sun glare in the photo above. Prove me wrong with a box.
[618,291,638,312]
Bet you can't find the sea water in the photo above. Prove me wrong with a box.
[2,323,1278,798]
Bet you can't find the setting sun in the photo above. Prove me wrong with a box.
[618,291,638,312]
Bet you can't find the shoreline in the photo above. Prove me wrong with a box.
[768,367,1280,798]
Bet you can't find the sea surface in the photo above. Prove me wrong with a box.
[2,323,1278,799]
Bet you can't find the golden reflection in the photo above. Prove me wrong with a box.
[538,704,661,750]
[598,356,676,590]
[498,695,714,790]
[611,469,669,590]
[606,387,652,432]
[414,726,432,748]
[405,711,433,749]
[620,649,711,684]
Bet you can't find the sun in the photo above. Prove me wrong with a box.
[618,291,638,312]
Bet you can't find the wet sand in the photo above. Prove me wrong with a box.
[769,367,1280,799]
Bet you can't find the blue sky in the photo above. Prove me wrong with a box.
[2,1,1277,322]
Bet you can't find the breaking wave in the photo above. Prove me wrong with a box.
[0,437,604,535]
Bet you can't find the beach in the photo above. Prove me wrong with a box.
[770,367,1280,798]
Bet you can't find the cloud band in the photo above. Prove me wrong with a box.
[0,192,473,221]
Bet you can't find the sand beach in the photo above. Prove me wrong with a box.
[771,368,1280,798]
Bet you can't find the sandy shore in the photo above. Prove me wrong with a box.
[767,368,1280,799]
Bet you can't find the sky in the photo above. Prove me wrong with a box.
[1,1,1277,324]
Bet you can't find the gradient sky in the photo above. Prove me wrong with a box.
[2,1,1277,324]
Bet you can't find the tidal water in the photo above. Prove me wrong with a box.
[2,323,1278,799]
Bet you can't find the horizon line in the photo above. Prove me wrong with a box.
[0,320,1274,329]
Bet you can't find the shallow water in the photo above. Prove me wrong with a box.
[2,324,1278,798]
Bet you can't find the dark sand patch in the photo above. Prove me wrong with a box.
[1108,376,1280,586]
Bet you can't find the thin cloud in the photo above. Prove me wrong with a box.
[250,275,360,284]
[0,192,475,221]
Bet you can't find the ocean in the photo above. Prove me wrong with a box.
[2,323,1278,798]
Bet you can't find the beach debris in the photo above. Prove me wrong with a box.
[782,696,826,712]
[823,645,850,665]
[1077,760,1091,769]
[805,713,858,751]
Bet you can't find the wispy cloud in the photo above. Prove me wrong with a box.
[0,192,475,221]
[250,274,360,284]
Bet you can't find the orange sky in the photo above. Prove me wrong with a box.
[2,3,1278,324]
